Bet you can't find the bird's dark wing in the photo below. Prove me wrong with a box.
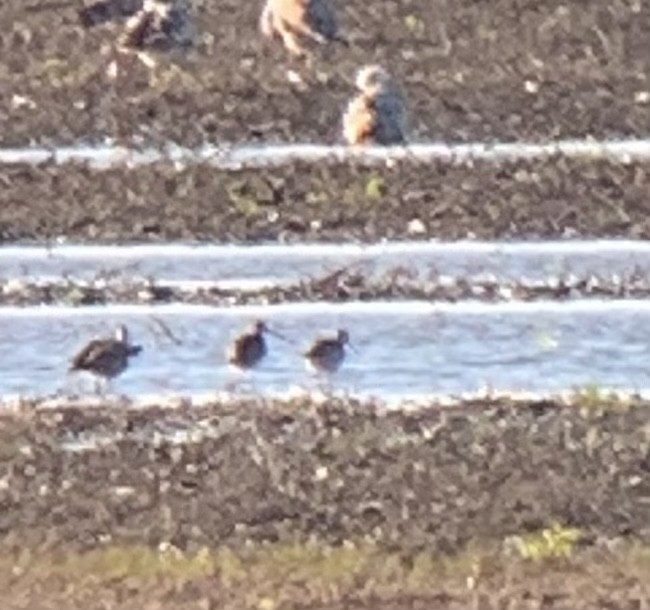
[78,0,143,28]
[227,335,247,364]
[70,339,111,370]
[306,0,337,40]
[305,339,334,358]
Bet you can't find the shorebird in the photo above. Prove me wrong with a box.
[117,0,194,53]
[78,0,143,29]
[80,0,194,77]
[69,324,142,392]
[80,0,193,48]
[342,65,407,146]
[304,329,349,373]
[260,0,344,56]
[227,320,283,370]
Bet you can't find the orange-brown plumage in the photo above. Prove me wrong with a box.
[342,65,407,145]
[260,0,341,55]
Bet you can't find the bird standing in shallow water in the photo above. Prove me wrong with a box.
[226,320,289,392]
[260,0,343,57]
[227,320,273,370]
[304,329,349,373]
[342,65,407,146]
[69,324,142,393]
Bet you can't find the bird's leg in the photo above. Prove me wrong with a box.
[136,50,158,69]
[280,30,307,57]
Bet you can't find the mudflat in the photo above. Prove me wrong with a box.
[2,1,649,607]
[1,157,649,242]
[0,0,647,146]
[2,395,650,608]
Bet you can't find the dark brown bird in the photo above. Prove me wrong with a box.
[304,329,349,373]
[118,0,194,51]
[227,320,272,370]
[78,0,143,28]
[70,325,142,387]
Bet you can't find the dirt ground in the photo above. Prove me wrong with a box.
[1,0,648,244]
[2,1,649,607]
[2,157,650,243]
[2,395,650,608]
[0,0,648,146]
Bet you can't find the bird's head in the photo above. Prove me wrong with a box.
[355,64,392,94]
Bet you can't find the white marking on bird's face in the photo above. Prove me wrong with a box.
[355,65,392,93]
[115,325,129,343]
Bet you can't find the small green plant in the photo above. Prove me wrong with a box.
[572,383,630,414]
[404,14,425,36]
[364,174,384,200]
[574,383,604,407]
[506,523,581,561]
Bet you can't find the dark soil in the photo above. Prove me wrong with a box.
[1,0,649,146]
[2,395,650,607]
[2,1,649,606]
[2,157,650,243]
[2,395,650,552]
[3,267,650,306]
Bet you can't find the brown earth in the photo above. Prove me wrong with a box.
[0,0,648,146]
[2,157,650,243]
[2,395,650,607]
[2,1,649,607]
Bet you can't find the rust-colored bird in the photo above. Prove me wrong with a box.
[69,324,142,391]
[342,65,407,145]
[260,0,344,56]
[304,329,349,373]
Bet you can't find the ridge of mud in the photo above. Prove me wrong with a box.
[1,395,650,555]
[1,157,649,242]
[4,267,650,306]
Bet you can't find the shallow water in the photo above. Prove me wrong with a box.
[4,239,650,401]
[0,138,649,169]
[2,300,650,399]
[4,240,650,285]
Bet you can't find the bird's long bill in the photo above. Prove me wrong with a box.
[347,341,360,355]
[266,327,295,344]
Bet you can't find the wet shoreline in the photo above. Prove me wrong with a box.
[4,270,650,306]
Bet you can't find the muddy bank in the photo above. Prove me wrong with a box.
[2,395,650,555]
[3,540,650,610]
[3,395,650,607]
[0,0,648,146]
[2,157,650,242]
[3,268,650,306]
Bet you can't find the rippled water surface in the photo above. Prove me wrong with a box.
[4,240,650,284]
[3,240,650,400]
[2,301,650,398]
